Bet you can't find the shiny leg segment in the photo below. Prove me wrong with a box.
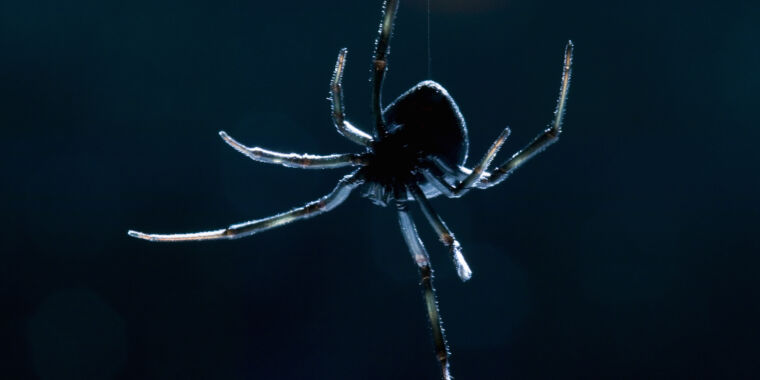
[479,41,574,188]
[330,48,374,146]
[397,202,452,380]
[371,0,400,138]
[219,131,368,169]
[128,171,364,242]
[421,127,511,198]
[407,183,472,282]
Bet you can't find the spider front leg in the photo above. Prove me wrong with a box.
[371,0,400,138]
[128,171,364,242]
[330,48,374,146]
[219,131,368,169]
[397,202,452,380]
[408,183,472,282]
[478,41,574,188]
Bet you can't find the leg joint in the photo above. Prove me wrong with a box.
[373,59,387,72]
[305,200,327,213]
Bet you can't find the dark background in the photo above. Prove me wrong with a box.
[2,0,759,378]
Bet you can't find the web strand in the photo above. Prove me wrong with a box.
[427,0,432,78]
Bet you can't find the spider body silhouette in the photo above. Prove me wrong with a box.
[129,1,573,379]
[363,80,468,206]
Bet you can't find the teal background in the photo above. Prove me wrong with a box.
[2,0,758,378]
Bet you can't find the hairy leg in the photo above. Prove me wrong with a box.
[128,171,364,241]
[397,202,452,380]
[371,0,400,138]
[407,183,472,282]
[219,131,368,169]
[330,48,374,146]
[479,41,573,188]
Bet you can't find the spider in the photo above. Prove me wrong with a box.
[128,1,573,378]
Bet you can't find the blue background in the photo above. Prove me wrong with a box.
[2,0,759,378]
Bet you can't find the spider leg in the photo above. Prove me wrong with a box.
[420,168,457,198]
[421,127,511,198]
[371,0,400,139]
[478,41,574,188]
[330,48,374,146]
[128,171,364,242]
[407,183,472,282]
[424,159,490,191]
[396,202,452,380]
[219,131,368,169]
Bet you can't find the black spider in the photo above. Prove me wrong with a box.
[128,1,573,378]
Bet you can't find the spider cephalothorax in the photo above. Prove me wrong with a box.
[129,1,573,379]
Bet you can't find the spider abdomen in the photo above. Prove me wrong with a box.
[382,81,469,169]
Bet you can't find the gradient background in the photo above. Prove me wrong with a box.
[2,0,759,378]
